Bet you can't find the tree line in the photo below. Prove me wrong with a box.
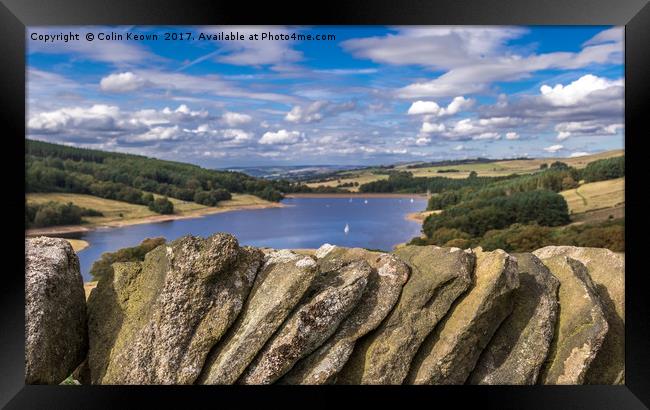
[25,139,319,214]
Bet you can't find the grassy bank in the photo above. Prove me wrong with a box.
[25,192,283,236]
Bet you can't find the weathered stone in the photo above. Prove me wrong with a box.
[406,248,519,385]
[533,246,624,384]
[87,233,263,384]
[534,255,609,385]
[198,250,319,384]
[239,258,371,384]
[25,237,88,384]
[468,253,559,385]
[337,245,475,385]
[280,246,409,385]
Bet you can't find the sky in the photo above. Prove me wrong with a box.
[26,26,624,168]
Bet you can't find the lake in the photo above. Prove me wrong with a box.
[74,196,427,281]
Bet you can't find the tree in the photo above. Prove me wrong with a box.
[148,197,174,214]
[540,163,548,170]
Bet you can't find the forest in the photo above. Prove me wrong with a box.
[408,156,625,252]
[25,139,316,216]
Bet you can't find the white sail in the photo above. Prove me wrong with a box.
[410,198,414,203]
[364,199,368,204]
[344,223,350,234]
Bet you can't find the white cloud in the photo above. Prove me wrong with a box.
[570,151,590,157]
[129,126,184,142]
[554,120,623,140]
[421,122,446,133]
[408,101,441,115]
[285,101,356,123]
[28,104,121,132]
[415,137,431,146]
[472,132,500,141]
[98,70,300,104]
[540,74,623,106]
[349,27,625,98]
[221,129,253,143]
[100,72,147,92]
[407,96,472,116]
[453,144,464,151]
[259,129,302,145]
[544,144,564,153]
[505,132,519,140]
[222,111,253,127]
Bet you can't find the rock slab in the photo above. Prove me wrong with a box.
[534,255,609,385]
[468,253,559,385]
[87,233,263,384]
[407,248,519,385]
[337,245,475,384]
[198,250,318,384]
[280,246,409,384]
[239,258,371,384]
[25,237,88,384]
[533,246,624,384]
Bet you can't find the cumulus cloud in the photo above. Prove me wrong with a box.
[540,74,623,106]
[407,96,473,116]
[420,122,446,133]
[259,129,302,145]
[505,132,519,140]
[544,144,564,153]
[284,101,356,123]
[28,104,121,133]
[100,72,148,92]
[570,151,590,157]
[222,111,253,127]
[128,126,184,142]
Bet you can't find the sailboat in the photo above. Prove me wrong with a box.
[344,223,350,234]
[364,199,368,204]
[410,198,414,203]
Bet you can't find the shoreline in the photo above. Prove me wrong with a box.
[25,201,286,237]
[286,193,428,199]
[405,210,440,222]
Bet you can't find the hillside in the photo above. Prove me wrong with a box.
[25,139,305,229]
[306,150,624,191]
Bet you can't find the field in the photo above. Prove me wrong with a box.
[25,192,280,233]
[305,150,624,189]
[560,177,625,224]
[305,171,389,192]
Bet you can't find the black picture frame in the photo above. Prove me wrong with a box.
[2,0,649,408]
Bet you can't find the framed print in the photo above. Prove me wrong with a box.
[2,0,649,408]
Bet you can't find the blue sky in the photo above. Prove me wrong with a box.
[26,26,624,167]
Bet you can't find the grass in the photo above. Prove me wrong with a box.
[560,177,625,214]
[25,192,279,229]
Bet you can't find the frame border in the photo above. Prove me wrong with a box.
[2,0,648,408]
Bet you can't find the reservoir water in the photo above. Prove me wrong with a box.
[74,196,427,281]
